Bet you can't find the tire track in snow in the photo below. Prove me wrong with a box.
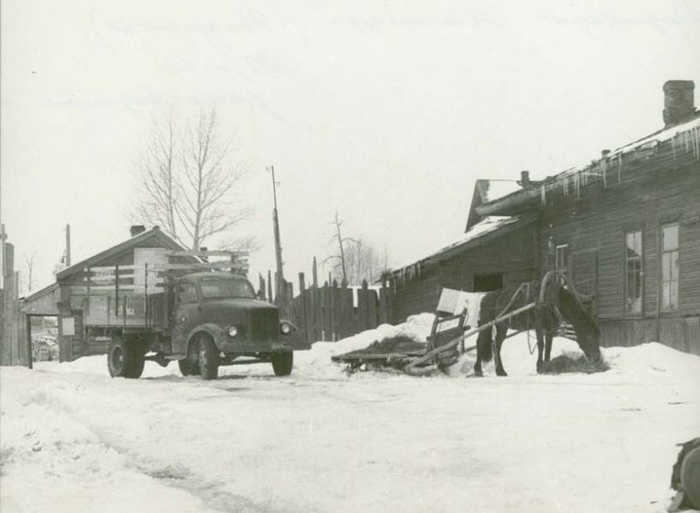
[31,381,294,513]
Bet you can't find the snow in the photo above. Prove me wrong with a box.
[391,216,518,272]
[2,315,699,513]
[478,180,522,203]
[611,115,700,158]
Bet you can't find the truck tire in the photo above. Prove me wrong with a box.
[107,337,143,379]
[197,334,219,380]
[682,446,700,508]
[272,352,293,376]
[178,358,198,376]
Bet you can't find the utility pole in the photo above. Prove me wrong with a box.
[65,224,72,267]
[268,166,285,307]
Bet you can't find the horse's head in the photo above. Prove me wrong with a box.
[556,283,602,362]
[576,321,602,362]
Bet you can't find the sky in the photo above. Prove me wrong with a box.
[2,0,699,294]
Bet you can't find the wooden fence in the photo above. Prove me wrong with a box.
[0,229,30,367]
[260,258,394,342]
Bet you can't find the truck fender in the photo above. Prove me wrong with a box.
[186,324,228,354]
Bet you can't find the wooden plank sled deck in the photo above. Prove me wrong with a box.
[331,300,538,374]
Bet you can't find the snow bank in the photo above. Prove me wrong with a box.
[33,316,700,385]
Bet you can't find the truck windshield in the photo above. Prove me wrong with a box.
[199,278,256,299]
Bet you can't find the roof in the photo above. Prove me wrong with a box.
[23,282,60,304]
[466,180,522,230]
[56,227,185,281]
[391,215,536,274]
[476,113,700,217]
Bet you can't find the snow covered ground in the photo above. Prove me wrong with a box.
[2,314,699,513]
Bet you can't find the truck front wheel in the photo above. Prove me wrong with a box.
[197,334,219,380]
[107,337,144,379]
[271,352,293,376]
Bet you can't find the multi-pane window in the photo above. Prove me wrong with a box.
[555,244,568,273]
[661,223,680,311]
[625,230,643,315]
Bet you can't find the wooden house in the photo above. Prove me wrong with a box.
[388,180,539,323]
[390,80,700,354]
[23,226,188,361]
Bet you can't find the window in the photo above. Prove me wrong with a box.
[624,230,643,315]
[199,277,256,299]
[555,244,569,273]
[178,283,198,303]
[473,273,504,292]
[661,223,679,311]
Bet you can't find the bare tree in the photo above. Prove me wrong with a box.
[133,111,179,240]
[322,211,355,284]
[132,107,252,251]
[24,251,36,292]
[323,211,389,285]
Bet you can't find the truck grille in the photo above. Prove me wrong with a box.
[250,308,279,342]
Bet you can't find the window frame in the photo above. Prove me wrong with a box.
[660,222,680,313]
[623,229,644,317]
[555,244,569,273]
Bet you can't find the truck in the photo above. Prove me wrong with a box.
[81,249,310,380]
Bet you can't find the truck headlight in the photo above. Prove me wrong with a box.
[280,322,292,335]
[228,326,238,337]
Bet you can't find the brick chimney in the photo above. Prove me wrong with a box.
[130,225,146,237]
[663,80,695,126]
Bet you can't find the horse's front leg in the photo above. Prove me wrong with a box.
[544,331,553,362]
[494,325,508,377]
[473,330,487,377]
[536,329,545,373]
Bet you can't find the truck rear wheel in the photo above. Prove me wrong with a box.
[272,352,293,376]
[107,337,143,379]
[197,334,219,380]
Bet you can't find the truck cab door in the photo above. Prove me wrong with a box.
[171,282,201,355]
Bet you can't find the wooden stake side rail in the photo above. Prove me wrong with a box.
[403,301,538,372]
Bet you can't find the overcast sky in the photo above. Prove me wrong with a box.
[2,0,699,293]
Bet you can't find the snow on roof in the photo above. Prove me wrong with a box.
[479,114,700,212]
[611,114,700,157]
[390,216,519,273]
[477,180,521,203]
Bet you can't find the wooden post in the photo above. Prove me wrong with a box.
[312,257,318,288]
[115,264,120,317]
[259,273,266,301]
[25,314,33,369]
[330,280,338,341]
[360,280,370,331]
[267,270,273,304]
[298,273,307,341]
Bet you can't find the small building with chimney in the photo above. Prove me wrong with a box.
[389,80,700,353]
[23,226,189,361]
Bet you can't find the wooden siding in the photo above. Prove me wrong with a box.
[538,142,700,349]
[391,225,537,322]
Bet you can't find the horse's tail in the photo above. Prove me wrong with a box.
[477,329,493,362]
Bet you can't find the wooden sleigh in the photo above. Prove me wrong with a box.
[332,271,585,375]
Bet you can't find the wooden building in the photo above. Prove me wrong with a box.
[388,180,539,322]
[390,80,700,354]
[23,226,188,361]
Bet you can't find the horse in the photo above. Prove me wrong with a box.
[473,272,602,377]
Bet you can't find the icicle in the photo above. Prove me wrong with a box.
[617,156,622,182]
[574,172,580,200]
[602,160,607,188]
[541,184,546,206]
[672,133,677,161]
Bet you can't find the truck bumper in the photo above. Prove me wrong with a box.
[216,337,312,354]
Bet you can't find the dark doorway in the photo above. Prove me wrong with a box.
[473,273,504,292]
